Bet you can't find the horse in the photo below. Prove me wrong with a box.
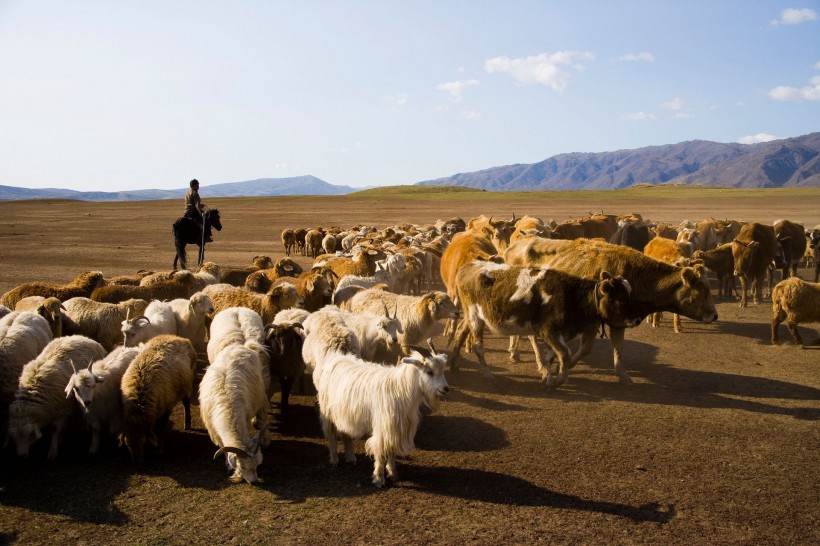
[172,208,222,270]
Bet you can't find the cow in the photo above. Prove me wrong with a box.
[449,261,642,388]
[809,227,820,283]
[773,219,808,280]
[693,243,738,300]
[610,223,652,252]
[731,222,778,307]
[466,215,516,251]
[643,237,707,333]
[504,237,717,384]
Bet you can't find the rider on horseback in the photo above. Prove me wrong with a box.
[184,179,212,243]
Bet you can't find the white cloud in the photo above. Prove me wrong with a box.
[661,96,685,110]
[616,52,654,62]
[814,60,820,70]
[738,133,781,144]
[484,51,595,92]
[328,142,364,154]
[769,75,820,101]
[673,112,695,119]
[462,110,482,120]
[385,93,409,109]
[623,112,657,121]
[436,79,479,101]
[771,8,818,25]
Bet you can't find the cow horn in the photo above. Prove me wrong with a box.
[214,446,250,460]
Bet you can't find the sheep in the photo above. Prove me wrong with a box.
[271,270,334,312]
[243,258,305,293]
[294,228,308,255]
[305,227,325,258]
[315,246,388,280]
[199,343,270,484]
[119,334,197,463]
[0,312,53,411]
[322,233,338,255]
[168,292,214,353]
[105,270,154,286]
[281,229,297,256]
[61,297,150,351]
[263,323,305,416]
[771,277,820,346]
[302,309,361,372]
[273,308,310,327]
[219,256,275,286]
[332,255,405,301]
[204,283,303,325]
[121,300,177,347]
[343,289,459,359]
[315,305,403,364]
[0,271,106,309]
[14,296,64,338]
[312,341,449,487]
[63,346,142,454]
[8,335,107,459]
[141,262,221,287]
[90,270,202,303]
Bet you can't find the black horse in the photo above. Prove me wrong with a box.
[172,208,222,270]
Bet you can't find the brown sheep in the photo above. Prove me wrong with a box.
[771,277,820,346]
[281,229,297,256]
[14,296,64,338]
[244,258,305,293]
[90,270,202,303]
[219,255,275,286]
[204,283,304,324]
[0,271,105,309]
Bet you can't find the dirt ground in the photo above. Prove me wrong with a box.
[0,188,818,545]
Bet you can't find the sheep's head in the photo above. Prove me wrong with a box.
[189,292,214,316]
[198,262,221,282]
[253,255,274,269]
[122,298,150,317]
[64,359,104,412]
[269,283,303,310]
[7,403,42,457]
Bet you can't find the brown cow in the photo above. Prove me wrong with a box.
[693,243,738,300]
[643,237,706,333]
[504,237,717,383]
[732,222,778,307]
[450,261,642,388]
[467,214,516,251]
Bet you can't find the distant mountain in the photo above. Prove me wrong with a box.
[417,132,820,190]
[0,175,358,202]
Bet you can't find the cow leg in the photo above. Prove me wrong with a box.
[650,312,662,328]
[673,313,682,333]
[528,335,550,372]
[609,326,632,384]
[470,322,494,381]
[508,335,521,363]
[447,318,471,372]
[786,317,804,346]
[567,328,596,370]
[738,275,749,308]
[771,306,786,344]
[542,333,572,389]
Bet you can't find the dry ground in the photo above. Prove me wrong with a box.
[0,188,818,545]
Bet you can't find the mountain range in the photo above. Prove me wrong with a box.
[1,133,818,201]
[417,132,820,190]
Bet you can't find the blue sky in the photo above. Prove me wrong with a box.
[1,1,818,191]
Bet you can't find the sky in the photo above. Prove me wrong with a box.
[1,1,818,192]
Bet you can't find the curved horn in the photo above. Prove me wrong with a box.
[69,359,78,374]
[214,446,250,460]
[427,338,438,355]
[86,358,94,372]
[402,344,432,359]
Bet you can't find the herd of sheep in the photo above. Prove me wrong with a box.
[1,212,819,487]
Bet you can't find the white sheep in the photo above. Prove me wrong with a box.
[62,297,150,351]
[63,346,142,454]
[168,291,214,353]
[343,289,459,359]
[121,300,177,347]
[199,344,270,484]
[771,277,820,346]
[120,334,197,463]
[273,308,310,328]
[140,261,221,287]
[8,335,107,459]
[0,311,53,408]
[312,342,449,487]
[301,309,361,372]
[313,305,403,363]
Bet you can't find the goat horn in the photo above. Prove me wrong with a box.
[214,446,250,460]
[86,358,94,372]
[427,338,438,355]
[69,359,78,374]
[402,344,432,359]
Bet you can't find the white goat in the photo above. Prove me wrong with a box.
[8,335,107,459]
[314,305,403,363]
[121,300,177,347]
[62,297,150,351]
[0,311,53,407]
[301,309,361,372]
[199,344,270,484]
[207,307,272,396]
[63,346,142,454]
[312,342,449,487]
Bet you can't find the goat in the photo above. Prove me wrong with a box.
[121,300,177,347]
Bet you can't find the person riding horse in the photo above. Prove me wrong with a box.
[184,179,212,242]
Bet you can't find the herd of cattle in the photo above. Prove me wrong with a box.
[0,212,819,486]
